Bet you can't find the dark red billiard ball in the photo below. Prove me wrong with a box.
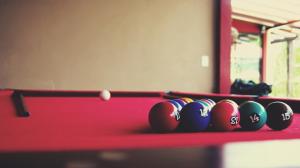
[211,100,240,131]
[266,101,293,130]
[148,102,180,133]
[218,99,238,108]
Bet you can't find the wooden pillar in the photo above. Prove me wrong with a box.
[261,29,268,82]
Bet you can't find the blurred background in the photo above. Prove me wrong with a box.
[0,0,215,92]
[0,0,299,97]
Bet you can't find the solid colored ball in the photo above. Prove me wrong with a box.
[239,101,267,131]
[180,102,211,132]
[196,100,213,127]
[218,99,238,108]
[148,102,180,133]
[211,101,240,131]
[168,100,185,132]
[266,101,293,130]
[100,89,111,101]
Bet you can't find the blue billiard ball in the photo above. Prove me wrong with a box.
[180,102,211,132]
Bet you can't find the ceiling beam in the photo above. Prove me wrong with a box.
[232,13,276,27]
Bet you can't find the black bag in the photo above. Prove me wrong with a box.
[231,79,272,96]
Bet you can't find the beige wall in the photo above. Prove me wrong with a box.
[0,0,215,92]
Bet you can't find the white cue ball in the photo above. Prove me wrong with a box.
[100,89,111,101]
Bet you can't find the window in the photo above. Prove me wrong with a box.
[266,29,300,98]
[231,33,262,83]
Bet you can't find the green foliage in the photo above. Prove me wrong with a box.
[270,39,300,98]
[269,42,288,97]
[290,41,300,98]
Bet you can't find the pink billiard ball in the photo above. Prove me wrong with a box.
[148,102,180,133]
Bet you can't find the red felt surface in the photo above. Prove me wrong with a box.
[1,90,300,153]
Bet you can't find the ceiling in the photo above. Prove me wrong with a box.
[232,0,300,39]
[231,0,300,28]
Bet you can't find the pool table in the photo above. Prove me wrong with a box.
[1,89,300,168]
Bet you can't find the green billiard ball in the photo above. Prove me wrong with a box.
[239,101,267,131]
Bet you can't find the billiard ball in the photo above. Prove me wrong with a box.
[210,100,239,131]
[202,98,216,107]
[199,99,215,111]
[168,100,183,111]
[168,100,186,132]
[173,99,187,107]
[266,101,293,130]
[100,89,111,101]
[196,100,214,126]
[207,99,216,106]
[148,102,180,133]
[180,102,211,132]
[218,99,238,108]
[239,101,267,131]
[180,97,194,104]
[197,100,212,111]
